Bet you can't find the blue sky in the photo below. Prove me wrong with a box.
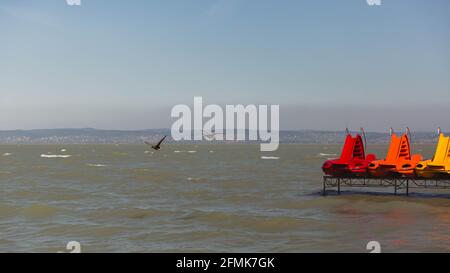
[1,0,449,130]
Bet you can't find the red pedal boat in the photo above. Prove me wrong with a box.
[322,129,376,177]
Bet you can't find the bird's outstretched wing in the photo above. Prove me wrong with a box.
[156,135,167,147]
[144,141,152,146]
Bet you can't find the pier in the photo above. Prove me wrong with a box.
[322,175,450,196]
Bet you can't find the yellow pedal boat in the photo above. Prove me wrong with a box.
[416,130,450,178]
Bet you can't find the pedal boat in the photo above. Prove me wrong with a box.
[322,130,376,177]
[368,129,423,178]
[416,131,450,178]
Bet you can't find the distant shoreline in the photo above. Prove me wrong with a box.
[0,128,443,145]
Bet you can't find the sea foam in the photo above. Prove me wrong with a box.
[318,153,337,157]
[41,154,72,158]
[87,163,108,167]
[261,156,280,160]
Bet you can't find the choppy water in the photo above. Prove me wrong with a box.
[0,144,449,253]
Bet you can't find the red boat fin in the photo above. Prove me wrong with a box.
[339,134,366,162]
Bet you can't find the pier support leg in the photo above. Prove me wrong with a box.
[323,177,326,196]
[394,179,397,195]
[337,178,341,195]
[406,179,409,196]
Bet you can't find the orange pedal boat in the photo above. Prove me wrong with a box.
[368,128,423,178]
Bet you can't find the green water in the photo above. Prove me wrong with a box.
[0,144,449,252]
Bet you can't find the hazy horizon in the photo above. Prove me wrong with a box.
[0,126,445,134]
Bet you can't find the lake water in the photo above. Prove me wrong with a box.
[0,144,449,252]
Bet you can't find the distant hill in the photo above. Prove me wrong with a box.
[0,128,169,144]
[0,128,442,144]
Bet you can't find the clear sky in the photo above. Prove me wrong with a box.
[1,0,449,131]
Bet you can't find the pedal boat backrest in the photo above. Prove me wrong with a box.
[339,134,366,162]
[430,133,450,164]
[384,133,411,163]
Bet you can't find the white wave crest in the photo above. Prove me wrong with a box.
[261,156,280,160]
[318,153,337,157]
[87,163,108,167]
[41,154,72,158]
[187,177,201,181]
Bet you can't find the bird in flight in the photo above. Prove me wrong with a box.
[145,136,167,150]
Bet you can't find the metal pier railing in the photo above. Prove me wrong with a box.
[322,175,450,196]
